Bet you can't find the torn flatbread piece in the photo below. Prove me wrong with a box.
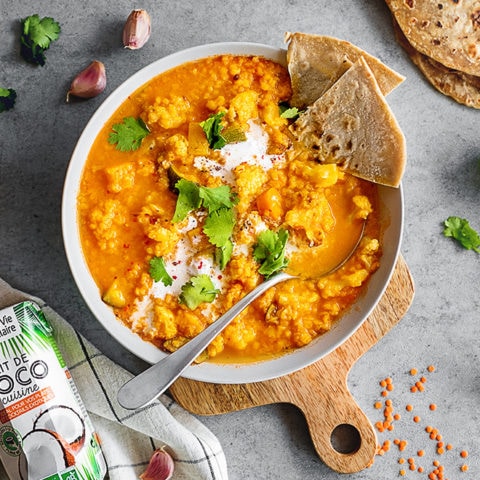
[290,57,406,188]
[285,32,405,108]
[385,0,480,77]
[393,17,480,109]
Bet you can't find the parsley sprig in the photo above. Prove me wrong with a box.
[443,216,480,253]
[108,117,150,151]
[20,14,61,66]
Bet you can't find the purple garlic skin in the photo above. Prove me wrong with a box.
[140,447,174,480]
[123,9,151,50]
[67,60,106,102]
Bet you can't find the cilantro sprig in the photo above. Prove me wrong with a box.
[149,257,173,286]
[108,117,150,151]
[279,102,302,121]
[199,112,246,150]
[172,179,237,268]
[200,112,227,149]
[20,14,61,66]
[0,88,17,112]
[179,274,219,310]
[253,229,289,278]
[443,216,480,253]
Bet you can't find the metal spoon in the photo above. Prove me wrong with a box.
[117,220,366,410]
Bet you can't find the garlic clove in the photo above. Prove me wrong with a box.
[140,447,174,480]
[67,60,106,102]
[123,9,151,50]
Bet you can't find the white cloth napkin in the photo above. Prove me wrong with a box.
[0,277,228,480]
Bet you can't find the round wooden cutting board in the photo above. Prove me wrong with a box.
[169,255,414,474]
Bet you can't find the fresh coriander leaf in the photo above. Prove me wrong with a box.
[20,14,61,66]
[149,257,173,286]
[108,117,150,152]
[0,88,17,112]
[199,184,237,213]
[200,112,227,149]
[279,102,302,120]
[253,228,289,278]
[203,208,236,247]
[443,216,480,253]
[22,15,60,48]
[172,179,201,222]
[215,240,233,270]
[179,274,219,309]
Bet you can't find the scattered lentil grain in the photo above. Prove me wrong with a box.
[372,365,471,478]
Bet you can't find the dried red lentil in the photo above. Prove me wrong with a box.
[370,365,471,477]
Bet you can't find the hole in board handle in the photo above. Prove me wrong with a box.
[330,423,361,454]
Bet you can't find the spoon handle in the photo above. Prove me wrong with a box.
[117,271,293,410]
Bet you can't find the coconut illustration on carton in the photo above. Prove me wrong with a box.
[18,405,87,479]
[33,405,86,453]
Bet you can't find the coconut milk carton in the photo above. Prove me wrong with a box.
[0,301,106,480]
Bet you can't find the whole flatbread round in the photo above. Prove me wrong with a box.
[385,0,480,76]
[393,18,480,109]
[285,32,405,108]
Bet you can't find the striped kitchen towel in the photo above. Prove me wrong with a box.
[0,277,228,480]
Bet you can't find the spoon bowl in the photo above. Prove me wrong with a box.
[117,219,366,410]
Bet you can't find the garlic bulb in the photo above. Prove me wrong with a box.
[66,60,106,102]
[123,9,151,50]
[140,447,174,480]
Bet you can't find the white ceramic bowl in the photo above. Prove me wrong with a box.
[62,42,403,384]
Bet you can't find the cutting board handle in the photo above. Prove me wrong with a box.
[289,362,376,473]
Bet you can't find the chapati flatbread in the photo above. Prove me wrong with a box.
[393,17,480,109]
[290,57,406,187]
[285,32,405,108]
[385,0,480,76]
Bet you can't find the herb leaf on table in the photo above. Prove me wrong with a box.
[20,14,61,66]
[443,216,480,253]
[0,88,17,112]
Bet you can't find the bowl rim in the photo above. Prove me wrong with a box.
[62,41,403,384]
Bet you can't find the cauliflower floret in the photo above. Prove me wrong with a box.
[88,199,127,250]
[137,202,179,257]
[146,96,191,129]
[152,303,178,339]
[353,195,373,219]
[226,90,259,126]
[284,193,335,245]
[104,162,135,193]
[234,163,268,214]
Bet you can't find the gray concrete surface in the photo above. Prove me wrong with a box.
[1,0,479,479]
